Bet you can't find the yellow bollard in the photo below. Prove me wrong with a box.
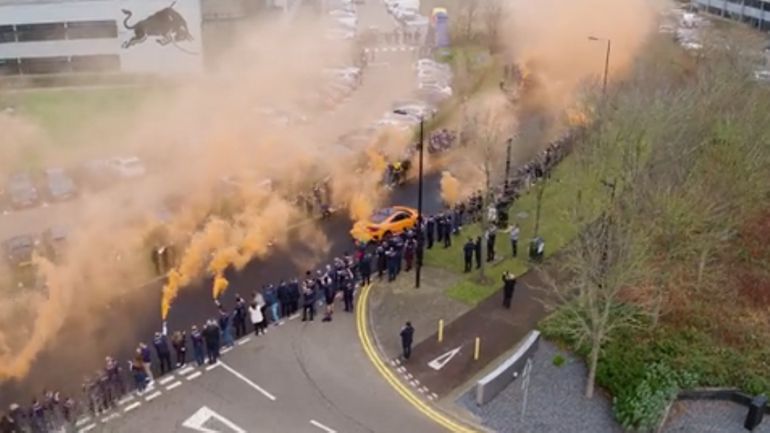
[438,319,444,343]
[474,337,481,361]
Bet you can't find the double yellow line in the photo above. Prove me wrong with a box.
[355,283,480,433]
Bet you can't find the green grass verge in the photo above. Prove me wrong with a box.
[425,154,598,305]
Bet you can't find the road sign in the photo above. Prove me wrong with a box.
[183,406,246,433]
[427,346,462,371]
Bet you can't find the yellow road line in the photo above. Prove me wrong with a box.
[355,283,480,433]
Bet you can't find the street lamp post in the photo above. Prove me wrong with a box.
[588,36,611,96]
[395,109,424,288]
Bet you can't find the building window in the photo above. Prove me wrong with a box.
[19,56,71,74]
[0,58,20,75]
[16,23,67,42]
[66,21,118,39]
[0,25,14,43]
[70,54,120,72]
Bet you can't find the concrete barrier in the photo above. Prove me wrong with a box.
[475,330,540,406]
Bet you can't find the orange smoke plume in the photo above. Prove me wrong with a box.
[440,171,461,206]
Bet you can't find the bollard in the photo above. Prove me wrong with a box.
[474,337,480,361]
[438,319,444,343]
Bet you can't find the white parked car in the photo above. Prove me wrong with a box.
[415,58,451,72]
[108,157,146,178]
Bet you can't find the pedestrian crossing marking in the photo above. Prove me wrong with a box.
[178,365,195,375]
[144,390,162,401]
[186,371,202,381]
[123,401,141,413]
[158,375,175,385]
[166,380,182,391]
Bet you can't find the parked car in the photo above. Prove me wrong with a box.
[41,225,69,262]
[107,156,146,178]
[3,234,37,268]
[43,168,77,201]
[6,173,39,209]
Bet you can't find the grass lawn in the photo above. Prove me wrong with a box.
[424,154,601,305]
[1,86,158,167]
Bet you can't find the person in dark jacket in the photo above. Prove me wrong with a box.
[486,227,497,262]
[376,245,386,279]
[341,270,355,312]
[404,239,415,271]
[426,216,435,248]
[152,332,172,375]
[502,271,517,309]
[321,271,335,322]
[400,322,415,360]
[463,238,475,272]
[277,280,291,318]
[474,236,482,269]
[233,295,248,338]
[203,320,220,364]
[264,284,280,324]
[359,252,372,286]
[171,330,187,367]
[302,273,316,321]
[289,278,301,315]
[190,325,205,366]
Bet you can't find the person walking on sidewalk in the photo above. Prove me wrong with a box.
[502,271,517,309]
[400,321,415,361]
[510,224,520,257]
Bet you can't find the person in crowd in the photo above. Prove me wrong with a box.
[321,270,335,322]
[203,319,221,364]
[376,244,386,279]
[233,294,248,338]
[443,215,453,248]
[153,331,173,375]
[400,321,415,361]
[130,351,148,394]
[426,216,435,248]
[341,268,355,313]
[249,301,265,335]
[502,271,517,309]
[359,251,372,286]
[138,342,153,384]
[486,227,497,262]
[289,278,301,316]
[463,238,475,273]
[278,280,291,318]
[264,284,281,325]
[474,236,482,269]
[105,356,125,398]
[190,325,205,366]
[436,213,445,244]
[302,272,316,322]
[254,290,268,334]
[404,238,415,271]
[386,247,398,282]
[510,223,520,257]
[171,330,187,367]
[218,306,234,348]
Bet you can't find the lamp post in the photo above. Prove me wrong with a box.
[395,109,424,288]
[588,36,611,96]
[504,137,513,193]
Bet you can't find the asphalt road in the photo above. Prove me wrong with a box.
[88,309,445,433]
[0,0,444,410]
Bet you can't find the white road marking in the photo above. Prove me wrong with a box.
[158,375,175,385]
[310,420,337,433]
[222,346,233,354]
[117,395,135,405]
[409,380,418,387]
[431,392,439,400]
[289,314,300,321]
[144,391,162,401]
[178,365,195,375]
[75,417,91,426]
[427,346,462,371]
[186,371,202,381]
[166,381,183,391]
[205,363,220,371]
[183,406,246,433]
[101,413,120,423]
[123,401,141,413]
[405,373,413,379]
[219,361,277,401]
[78,423,96,433]
[238,337,251,345]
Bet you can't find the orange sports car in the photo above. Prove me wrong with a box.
[350,206,418,242]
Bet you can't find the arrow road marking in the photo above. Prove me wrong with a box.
[182,406,246,433]
[427,346,462,371]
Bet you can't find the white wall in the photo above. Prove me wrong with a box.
[0,0,203,75]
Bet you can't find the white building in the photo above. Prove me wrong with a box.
[0,0,203,76]
[693,0,770,31]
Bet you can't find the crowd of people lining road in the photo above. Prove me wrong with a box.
[0,127,575,433]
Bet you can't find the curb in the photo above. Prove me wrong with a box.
[355,283,486,433]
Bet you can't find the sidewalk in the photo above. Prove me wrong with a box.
[367,262,549,398]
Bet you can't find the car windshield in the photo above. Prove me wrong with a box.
[370,208,394,224]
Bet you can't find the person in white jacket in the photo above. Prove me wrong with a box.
[249,302,265,336]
